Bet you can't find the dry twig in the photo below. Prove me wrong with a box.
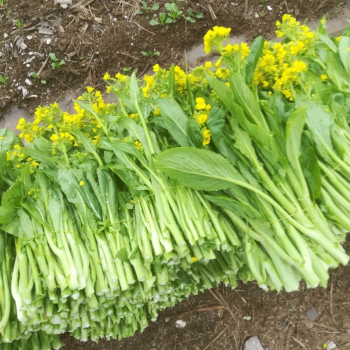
[291,336,306,349]
[202,324,230,350]
[133,20,156,36]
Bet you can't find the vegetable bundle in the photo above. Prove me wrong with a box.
[1,14,350,348]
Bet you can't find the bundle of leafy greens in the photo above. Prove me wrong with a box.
[0,14,350,348]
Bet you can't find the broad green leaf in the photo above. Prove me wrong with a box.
[22,148,55,168]
[232,123,258,164]
[184,52,195,113]
[204,194,262,219]
[186,118,203,148]
[299,142,321,200]
[155,147,247,191]
[339,36,350,74]
[130,72,140,108]
[21,198,47,227]
[116,247,128,261]
[305,106,333,148]
[319,34,337,52]
[115,91,137,113]
[206,74,235,112]
[19,209,34,239]
[229,74,269,130]
[207,107,225,137]
[245,36,264,84]
[157,98,192,147]
[167,64,175,98]
[0,129,18,151]
[72,128,98,156]
[286,108,307,182]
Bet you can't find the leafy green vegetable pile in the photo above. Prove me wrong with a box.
[1,14,350,349]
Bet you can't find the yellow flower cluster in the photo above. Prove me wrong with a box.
[204,26,231,54]
[142,75,155,97]
[276,14,315,43]
[222,42,251,60]
[174,66,187,93]
[194,97,212,145]
[188,62,213,86]
[254,19,311,100]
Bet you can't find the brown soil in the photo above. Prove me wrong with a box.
[0,0,348,118]
[2,1,350,349]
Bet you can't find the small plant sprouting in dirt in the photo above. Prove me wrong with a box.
[49,53,65,69]
[150,3,182,27]
[0,74,8,86]
[136,1,159,16]
[164,3,182,21]
[184,9,204,23]
[14,19,22,28]
[31,72,46,84]
[142,51,160,57]
[123,67,138,76]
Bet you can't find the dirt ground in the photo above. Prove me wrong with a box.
[0,0,348,118]
[2,0,350,349]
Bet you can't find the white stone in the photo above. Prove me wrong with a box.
[26,35,32,40]
[244,336,264,350]
[4,33,8,38]
[267,6,272,10]
[327,341,337,350]
[175,320,186,328]
[25,79,32,86]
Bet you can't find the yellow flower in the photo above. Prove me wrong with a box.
[20,153,24,157]
[206,104,212,111]
[336,36,342,42]
[320,18,326,24]
[87,86,94,93]
[203,26,231,54]
[52,150,56,155]
[19,133,24,138]
[50,134,59,141]
[16,165,21,168]
[0,137,4,140]
[204,61,212,69]
[31,161,38,168]
[14,144,20,150]
[155,107,160,115]
[321,74,328,81]
[202,128,211,145]
[106,86,112,93]
[195,97,206,110]
[153,64,160,72]
[197,114,208,124]
[191,257,198,262]
[47,125,53,130]
[103,72,111,80]
[6,152,11,161]
[30,170,34,174]
[24,134,34,143]
[134,140,142,150]
[216,68,230,79]
[79,181,84,186]
[92,128,97,133]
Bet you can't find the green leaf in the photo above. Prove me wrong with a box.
[245,36,264,84]
[319,34,338,52]
[136,9,143,14]
[339,36,350,74]
[19,209,34,239]
[156,98,192,147]
[0,129,18,151]
[72,128,97,155]
[229,74,268,130]
[299,142,321,201]
[167,64,175,98]
[186,118,203,148]
[116,247,128,261]
[49,53,57,62]
[151,3,159,10]
[130,72,140,108]
[206,74,235,111]
[155,147,247,191]
[207,107,225,137]
[150,19,159,25]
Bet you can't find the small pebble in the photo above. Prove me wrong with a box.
[175,320,186,328]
